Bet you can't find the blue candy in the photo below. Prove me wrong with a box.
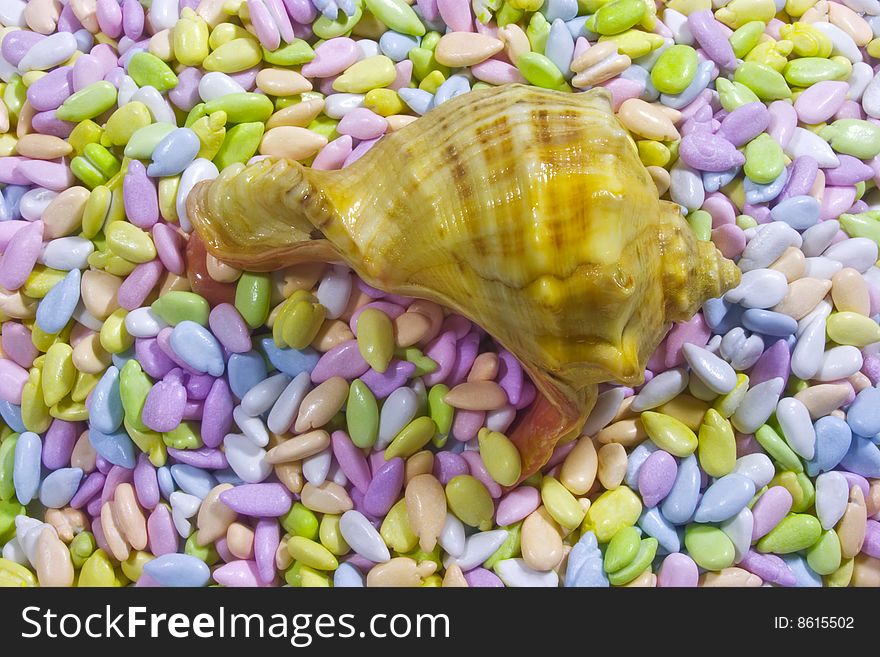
[565,531,609,587]
[170,321,225,377]
[846,386,880,437]
[378,31,420,62]
[545,18,575,78]
[742,308,798,336]
[88,427,136,468]
[147,127,201,177]
[13,431,42,505]
[227,350,268,400]
[87,366,123,434]
[661,59,713,109]
[770,195,820,230]
[565,15,597,41]
[170,464,217,498]
[693,473,756,523]
[702,297,731,330]
[782,555,823,587]
[432,74,470,108]
[702,166,740,193]
[143,554,211,587]
[157,465,176,499]
[334,562,365,587]
[260,338,320,378]
[638,507,681,553]
[660,454,701,525]
[839,436,880,478]
[0,400,25,433]
[213,467,245,486]
[806,415,853,476]
[0,185,28,221]
[39,467,83,508]
[398,88,433,116]
[111,347,136,371]
[744,167,789,204]
[35,268,81,334]
[541,0,578,21]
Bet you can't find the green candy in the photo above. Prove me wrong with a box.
[757,513,821,554]
[640,411,698,456]
[185,532,220,565]
[127,52,179,92]
[398,347,437,377]
[357,308,395,373]
[365,0,425,35]
[151,291,210,326]
[56,81,118,122]
[603,525,641,574]
[446,475,494,529]
[527,12,550,53]
[684,525,736,571]
[262,39,317,66]
[755,424,803,473]
[820,119,880,159]
[124,122,176,160]
[806,530,842,575]
[203,93,274,124]
[83,143,121,179]
[3,76,26,120]
[409,47,450,81]
[607,537,657,585]
[421,31,441,51]
[698,408,736,477]
[783,57,849,88]
[428,384,453,438]
[0,434,17,502]
[483,522,521,569]
[185,103,208,127]
[307,115,339,142]
[587,0,646,35]
[70,156,105,189]
[687,208,712,241]
[282,503,320,539]
[733,62,791,101]
[102,102,153,147]
[744,133,784,184]
[346,379,379,448]
[312,5,364,39]
[385,416,436,460]
[119,360,151,432]
[0,499,24,543]
[650,44,698,95]
[69,531,97,569]
[496,1,524,26]
[840,212,880,245]
[213,122,264,170]
[162,422,202,449]
[477,428,521,487]
[517,52,567,90]
[235,272,271,329]
[716,78,761,112]
[729,21,766,58]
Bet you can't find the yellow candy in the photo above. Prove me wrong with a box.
[664,0,711,14]
[640,411,698,456]
[0,134,18,157]
[785,0,818,17]
[698,408,736,477]
[125,420,167,467]
[780,22,833,58]
[364,88,406,116]
[713,373,749,418]
[72,371,100,403]
[101,103,153,147]
[173,8,210,66]
[637,140,671,167]
[287,536,339,570]
[158,176,180,222]
[21,367,51,433]
[715,0,777,28]
[42,342,75,407]
[105,221,156,263]
[744,39,793,72]
[333,56,398,93]
[22,265,66,299]
[582,485,642,542]
[541,476,586,530]
[208,22,251,49]
[0,557,37,587]
[191,111,227,160]
[826,311,880,347]
[419,70,446,94]
[318,514,350,556]
[121,551,154,582]
[203,38,262,73]
[598,29,665,58]
[868,38,880,60]
[50,397,88,421]
[79,549,116,587]
[299,565,330,587]
[99,309,133,354]
[380,499,419,553]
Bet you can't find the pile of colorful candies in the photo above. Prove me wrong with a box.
[2,0,880,589]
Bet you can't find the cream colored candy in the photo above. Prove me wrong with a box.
[828,2,872,45]
[404,450,434,483]
[266,430,331,464]
[294,378,348,432]
[405,474,446,551]
[867,481,880,518]
[266,99,326,129]
[794,383,852,419]
[300,481,353,514]
[100,501,131,562]
[809,169,825,203]
[837,486,867,559]
[852,554,880,587]
[385,114,418,132]
[196,0,227,26]
[25,0,61,34]
[71,430,97,472]
[596,418,646,447]
[699,567,763,587]
[570,41,618,73]
[623,570,657,587]
[498,24,530,64]
[648,165,671,196]
[394,311,432,348]
[573,53,631,88]
[366,557,436,587]
[160,272,191,295]
[311,319,354,352]
[44,507,88,543]
[434,32,504,67]
[206,254,242,282]
[72,332,112,374]
[0,288,36,319]
[43,187,90,238]
[113,483,148,551]
[196,484,238,545]
[560,436,598,495]
[521,506,564,571]
[442,563,468,587]
[260,126,328,160]
[149,29,174,61]
[275,539,293,570]
[256,69,312,96]
[16,133,72,159]
[617,99,681,141]
[443,380,508,411]
[81,270,122,320]
[848,372,871,393]
[597,442,627,490]
[831,267,869,315]
[17,101,35,138]
[226,522,255,560]
[773,277,832,319]
[467,352,499,382]
[275,461,304,494]
[769,246,805,282]
[34,526,74,587]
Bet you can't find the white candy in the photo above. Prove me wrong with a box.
[241,372,291,417]
[796,300,832,337]
[682,343,736,394]
[329,461,348,487]
[169,491,201,518]
[377,386,418,449]
[356,38,379,58]
[40,236,94,271]
[149,0,179,31]
[802,256,843,279]
[323,92,365,119]
[776,397,816,459]
[438,513,465,558]
[14,515,47,565]
[631,368,688,411]
[334,562,365,587]
[724,268,789,308]
[785,127,840,168]
[731,377,784,434]
[444,529,509,571]
[223,433,272,483]
[1,536,27,565]
[815,345,863,381]
[842,0,880,16]
[862,69,880,118]
[581,386,626,436]
[486,405,516,433]
[117,75,139,106]
[815,471,849,530]
[171,507,192,538]
[733,453,776,489]
[670,159,704,211]
[721,327,763,371]
[813,21,863,63]
[847,62,873,103]
[739,222,802,272]
[124,307,168,338]
[176,158,219,232]
[662,8,694,45]
[303,447,332,485]
[130,85,176,124]
[801,220,840,257]
[19,188,57,221]
[18,32,78,72]
[791,316,826,380]
[316,264,352,319]
[233,406,271,447]
[198,72,246,102]
[72,302,104,331]
[339,510,391,563]
[688,371,719,401]
[267,371,311,435]
[495,558,559,587]
[720,507,753,564]
[823,238,879,273]
[0,0,27,27]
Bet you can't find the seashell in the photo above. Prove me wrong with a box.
[188,85,740,480]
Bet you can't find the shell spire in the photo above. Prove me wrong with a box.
[188,84,740,480]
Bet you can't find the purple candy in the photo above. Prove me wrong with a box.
[863,520,880,558]
[679,131,745,172]
[451,409,484,442]
[778,156,818,202]
[209,304,252,354]
[495,486,541,526]
[740,550,796,587]
[311,340,370,383]
[687,10,736,69]
[42,419,79,470]
[446,331,480,387]
[135,338,176,379]
[27,66,73,111]
[362,457,404,517]
[202,378,234,448]
[168,446,229,470]
[182,399,204,421]
[638,450,678,507]
[433,451,469,485]
[331,430,372,495]
[71,54,106,92]
[141,370,187,432]
[497,349,524,406]
[750,485,793,540]
[2,30,45,66]
[30,111,76,138]
[749,339,790,388]
[169,66,203,111]
[360,360,416,398]
[254,518,280,585]
[147,504,178,556]
[184,372,215,401]
[123,160,159,229]
[823,155,875,186]
[117,259,163,310]
[464,567,505,587]
[133,453,160,510]
[70,471,105,509]
[719,102,769,147]
[219,483,293,517]
[422,331,457,386]
[100,465,133,506]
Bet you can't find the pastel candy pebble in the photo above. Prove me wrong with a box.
[684,524,736,571]
[640,412,697,457]
[0,218,42,290]
[39,468,83,508]
[143,553,211,587]
[751,485,794,541]
[638,506,680,553]
[839,436,880,477]
[757,513,822,554]
[776,397,816,460]
[731,377,784,434]
[169,321,225,377]
[88,428,136,469]
[87,366,123,434]
[771,195,821,230]
[565,531,609,588]
[678,130,745,172]
[637,450,677,507]
[657,552,699,587]
[495,558,558,588]
[694,473,756,524]
[13,431,42,504]
[18,31,77,72]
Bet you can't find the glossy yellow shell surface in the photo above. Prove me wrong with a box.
[188,84,740,478]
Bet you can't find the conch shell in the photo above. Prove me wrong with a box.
[188,85,740,479]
